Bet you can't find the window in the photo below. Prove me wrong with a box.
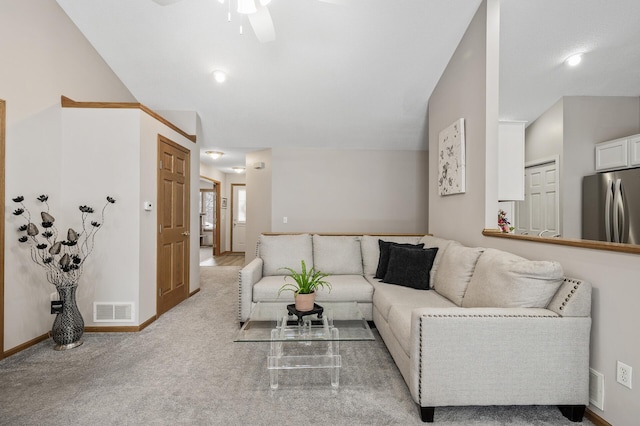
[199,189,215,230]
[237,188,246,223]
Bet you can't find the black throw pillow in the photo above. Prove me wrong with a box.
[375,240,425,279]
[382,245,439,290]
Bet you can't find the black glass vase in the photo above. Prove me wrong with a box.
[51,283,84,350]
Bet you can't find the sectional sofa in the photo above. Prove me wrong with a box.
[238,233,592,423]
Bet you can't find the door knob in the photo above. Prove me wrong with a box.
[181,231,190,236]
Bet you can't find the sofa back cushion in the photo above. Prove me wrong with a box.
[360,235,423,276]
[433,244,484,306]
[462,248,564,308]
[259,234,313,276]
[312,235,363,275]
[419,235,457,288]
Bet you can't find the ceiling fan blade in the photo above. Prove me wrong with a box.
[248,5,276,43]
[151,0,185,6]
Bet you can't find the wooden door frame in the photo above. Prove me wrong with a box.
[156,135,191,317]
[230,183,246,254]
[1,100,5,359]
[199,175,221,256]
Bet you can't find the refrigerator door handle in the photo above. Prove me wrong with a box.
[605,179,614,242]
[615,178,625,243]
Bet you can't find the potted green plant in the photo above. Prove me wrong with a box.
[278,260,331,311]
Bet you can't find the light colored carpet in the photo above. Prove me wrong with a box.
[0,266,593,425]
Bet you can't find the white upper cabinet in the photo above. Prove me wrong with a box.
[630,134,640,167]
[595,133,640,171]
[498,121,525,201]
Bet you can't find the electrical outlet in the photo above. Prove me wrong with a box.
[617,361,632,389]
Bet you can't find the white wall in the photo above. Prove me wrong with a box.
[1,0,136,351]
[56,108,200,328]
[429,1,640,424]
[271,148,428,234]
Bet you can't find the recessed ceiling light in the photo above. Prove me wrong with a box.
[565,53,583,67]
[212,70,227,83]
[232,166,245,173]
[205,151,224,159]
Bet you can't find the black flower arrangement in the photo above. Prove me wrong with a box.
[12,195,116,288]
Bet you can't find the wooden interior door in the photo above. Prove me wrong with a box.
[157,135,190,316]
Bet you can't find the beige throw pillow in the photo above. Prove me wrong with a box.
[433,244,484,306]
[419,235,457,288]
[462,248,564,308]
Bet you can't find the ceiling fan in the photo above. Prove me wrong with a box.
[152,0,343,43]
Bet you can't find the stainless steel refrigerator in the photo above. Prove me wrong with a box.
[582,168,640,244]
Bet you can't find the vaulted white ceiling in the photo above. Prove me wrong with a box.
[56,0,640,172]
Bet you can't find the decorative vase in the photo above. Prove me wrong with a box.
[294,292,316,312]
[51,283,84,350]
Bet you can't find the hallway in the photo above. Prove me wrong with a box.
[199,247,245,267]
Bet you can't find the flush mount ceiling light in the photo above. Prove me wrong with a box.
[232,166,246,173]
[205,151,224,159]
[212,70,227,83]
[565,53,583,67]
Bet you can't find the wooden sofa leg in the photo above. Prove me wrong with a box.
[419,406,434,422]
[558,405,586,422]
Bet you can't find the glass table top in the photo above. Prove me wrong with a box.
[234,301,375,342]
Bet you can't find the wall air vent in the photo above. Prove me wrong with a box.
[93,302,135,322]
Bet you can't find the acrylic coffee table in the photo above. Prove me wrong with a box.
[235,301,374,389]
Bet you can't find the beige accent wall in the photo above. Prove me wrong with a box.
[270,148,428,234]
[428,0,496,241]
[429,1,639,424]
[245,149,273,264]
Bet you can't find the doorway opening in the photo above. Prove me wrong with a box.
[199,179,220,255]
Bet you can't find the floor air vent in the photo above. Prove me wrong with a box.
[93,302,135,322]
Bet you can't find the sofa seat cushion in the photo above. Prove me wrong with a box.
[369,277,456,322]
[462,248,564,309]
[361,235,423,277]
[313,235,363,275]
[316,275,373,303]
[253,275,373,303]
[432,244,484,306]
[259,234,313,277]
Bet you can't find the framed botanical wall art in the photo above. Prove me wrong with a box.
[438,118,466,195]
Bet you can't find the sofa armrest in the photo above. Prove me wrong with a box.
[238,258,263,322]
[409,307,591,408]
